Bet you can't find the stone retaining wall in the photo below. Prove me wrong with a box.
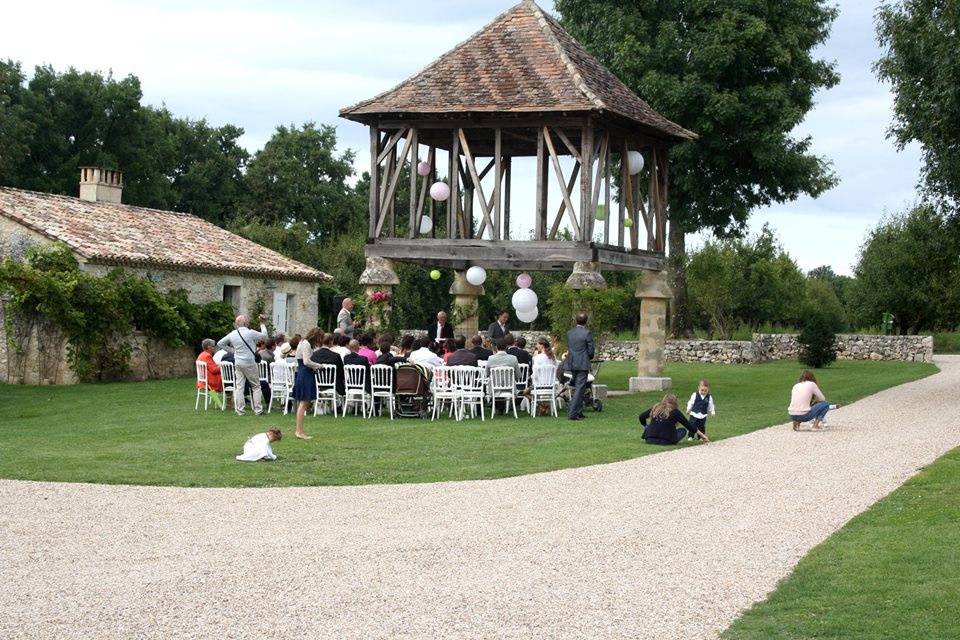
[397,329,933,364]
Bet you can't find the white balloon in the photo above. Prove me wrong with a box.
[416,161,432,177]
[516,306,538,323]
[627,150,644,175]
[418,216,433,235]
[511,288,538,313]
[430,181,450,201]
[465,266,487,286]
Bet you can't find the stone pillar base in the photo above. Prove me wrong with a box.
[628,376,673,393]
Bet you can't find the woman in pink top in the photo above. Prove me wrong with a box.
[788,370,839,431]
[357,333,379,365]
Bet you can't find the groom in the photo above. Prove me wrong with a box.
[566,313,594,421]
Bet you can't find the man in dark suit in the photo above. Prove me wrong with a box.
[504,334,532,368]
[565,313,594,421]
[487,310,510,341]
[469,334,493,361]
[426,311,455,343]
[447,335,479,366]
[310,332,346,396]
[343,339,372,391]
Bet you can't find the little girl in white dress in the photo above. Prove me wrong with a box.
[236,427,281,462]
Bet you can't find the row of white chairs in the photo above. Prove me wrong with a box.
[196,360,560,420]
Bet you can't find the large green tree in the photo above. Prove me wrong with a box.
[876,0,960,206]
[0,60,248,224]
[555,0,840,336]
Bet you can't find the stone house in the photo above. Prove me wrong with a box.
[0,167,331,384]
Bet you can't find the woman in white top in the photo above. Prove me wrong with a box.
[788,370,839,431]
[532,337,557,367]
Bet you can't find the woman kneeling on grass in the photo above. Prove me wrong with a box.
[640,394,708,445]
[788,370,840,431]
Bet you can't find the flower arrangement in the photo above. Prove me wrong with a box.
[368,290,391,304]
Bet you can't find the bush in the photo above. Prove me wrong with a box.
[545,285,627,347]
[798,313,838,368]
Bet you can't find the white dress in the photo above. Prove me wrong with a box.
[236,433,277,462]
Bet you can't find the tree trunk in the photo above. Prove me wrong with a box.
[667,219,694,338]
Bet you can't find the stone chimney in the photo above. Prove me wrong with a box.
[78,167,123,204]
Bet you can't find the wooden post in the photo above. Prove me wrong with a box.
[536,127,547,240]
[368,126,380,239]
[493,128,502,240]
[604,142,611,246]
[618,139,626,249]
[648,147,659,251]
[408,128,418,239]
[449,131,459,239]
[504,157,512,240]
[580,120,594,242]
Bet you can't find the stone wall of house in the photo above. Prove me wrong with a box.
[395,329,933,364]
[1,217,320,384]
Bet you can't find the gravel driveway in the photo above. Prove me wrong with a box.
[2,357,956,639]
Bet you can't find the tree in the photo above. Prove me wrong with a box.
[876,0,960,206]
[243,123,363,240]
[798,312,838,368]
[848,205,960,333]
[555,0,840,336]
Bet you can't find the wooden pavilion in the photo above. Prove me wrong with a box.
[339,0,694,389]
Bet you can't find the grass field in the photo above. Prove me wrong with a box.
[0,359,935,487]
[723,446,960,639]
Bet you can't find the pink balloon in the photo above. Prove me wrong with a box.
[429,182,450,202]
[516,273,532,289]
[416,161,431,177]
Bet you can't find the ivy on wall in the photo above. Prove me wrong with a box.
[0,243,235,382]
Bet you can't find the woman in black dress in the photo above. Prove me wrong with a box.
[639,394,708,445]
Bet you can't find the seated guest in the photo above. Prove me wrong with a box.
[343,339,372,391]
[442,338,458,363]
[272,333,289,360]
[533,337,557,366]
[408,338,444,371]
[196,339,223,392]
[258,339,275,364]
[310,332,346,396]
[469,334,493,361]
[358,333,379,365]
[332,333,351,360]
[639,394,700,445]
[505,334,532,368]
[447,335,478,367]
[288,334,302,353]
[376,335,405,366]
[426,310,455,343]
[485,338,520,381]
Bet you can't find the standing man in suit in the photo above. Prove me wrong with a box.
[566,313,594,421]
[426,311,454,343]
[337,298,357,338]
[487,310,510,340]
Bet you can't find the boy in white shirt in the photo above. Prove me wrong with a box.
[686,379,714,442]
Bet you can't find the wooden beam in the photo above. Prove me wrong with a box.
[449,131,459,239]
[580,121,594,241]
[478,158,496,181]
[493,129,502,240]
[618,143,625,249]
[376,128,406,164]
[368,126,380,239]
[553,127,582,163]
[535,127,547,240]
[458,129,496,240]
[503,157,512,240]
[604,144,611,246]
[377,129,413,236]
[548,162,580,240]
[408,129,418,239]
[543,126,581,238]
[411,146,433,239]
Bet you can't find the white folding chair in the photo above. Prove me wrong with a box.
[454,366,485,421]
[314,364,339,417]
[343,364,370,418]
[370,364,394,419]
[258,361,270,384]
[530,364,559,417]
[195,360,209,410]
[517,363,530,390]
[268,361,291,414]
[489,366,518,419]
[220,362,236,412]
[431,365,457,421]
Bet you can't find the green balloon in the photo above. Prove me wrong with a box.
[595,204,606,221]
[430,269,441,281]
[623,217,634,228]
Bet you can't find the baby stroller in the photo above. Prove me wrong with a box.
[394,362,431,419]
[559,359,604,412]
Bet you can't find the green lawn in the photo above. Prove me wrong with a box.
[723,446,960,639]
[0,359,935,487]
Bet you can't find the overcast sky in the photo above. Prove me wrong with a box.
[2,0,922,275]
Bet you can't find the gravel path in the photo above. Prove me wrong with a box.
[2,357,957,640]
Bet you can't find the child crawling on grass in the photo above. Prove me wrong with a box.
[236,427,282,462]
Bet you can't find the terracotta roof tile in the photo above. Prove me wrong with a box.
[0,187,331,283]
[340,0,695,142]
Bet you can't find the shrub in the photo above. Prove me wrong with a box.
[545,285,627,347]
[798,313,838,368]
